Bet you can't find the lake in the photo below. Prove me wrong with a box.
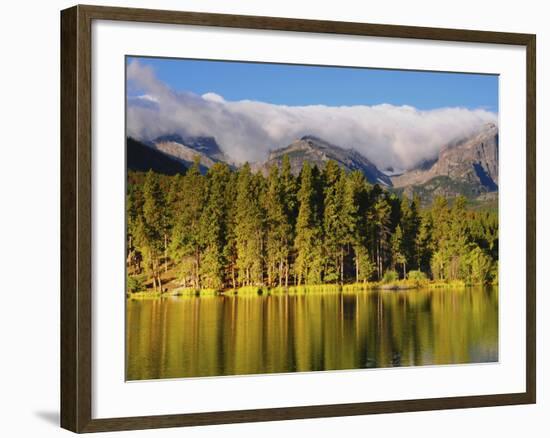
[126,286,498,380]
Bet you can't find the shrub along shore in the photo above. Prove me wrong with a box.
[126,274,497,299]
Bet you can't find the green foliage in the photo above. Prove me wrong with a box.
[393,175,492,205]
[134,170,168,292]
[415,211,433,274]
[354,245,376,282]
[294,162,324,285]
[391,224,406,277]
[168,159,206,289]
[264,164,294,287]
[346,171,374,282]
[382,270,398,283]
[462,246,494,284]
[235,164,265,286]
[371,196,392,280]
[126,157,499,291]
[199,164,232,289]
[407,270,427,281]
[127,275,146,293]
[430,250,445,280]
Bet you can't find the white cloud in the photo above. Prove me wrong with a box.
[137,94,158,103]
[126,59,498,169]
[201,92,225,103]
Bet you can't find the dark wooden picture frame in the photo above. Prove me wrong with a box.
[61,4,536,433]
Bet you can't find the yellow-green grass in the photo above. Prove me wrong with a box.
[127,287,220,299]
[128,278,494,298]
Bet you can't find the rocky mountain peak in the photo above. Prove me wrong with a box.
[151,134,230,171]
[263,136,392,186]
[391,123,499,203]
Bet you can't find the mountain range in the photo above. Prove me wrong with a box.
[256,135,393,186]
[127,122,498,204]
[391,123,498,203]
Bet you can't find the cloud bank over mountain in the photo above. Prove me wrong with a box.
[126,59,498,170]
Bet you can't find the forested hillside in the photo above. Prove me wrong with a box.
[126,156,498,293]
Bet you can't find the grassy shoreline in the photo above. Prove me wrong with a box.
[127,279,496,299]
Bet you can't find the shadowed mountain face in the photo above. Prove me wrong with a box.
[391,123,498,203]
[152,134,228,163]
[127,137,187,175]
[259,135,393,186]
[145,134,231,173]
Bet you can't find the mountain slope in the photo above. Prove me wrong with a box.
[260,135,392,186]
[127,137,187,175]
[391,123,498,202]
[151,134,230,170]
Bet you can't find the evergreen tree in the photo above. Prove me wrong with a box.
[400,194,421,271]
[126,182,144,274]
[166,173,184,220]
[223,170,239,289]
[295,162,323,285]
[264,165,286,286]
[235,164,266,286]
[199,163,231,289]
[346,171,373,282]
[140,170,167,292]
[446,195,470,280]
[323,161,353,283]
[170,157,206,288]
[391,224,407,278]
[370,196,392,280]
[430,195,450,246]
[279,155,298,286]
[127,156,500,290]
[415,211,433,275]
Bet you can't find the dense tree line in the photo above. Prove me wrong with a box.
[126,156,498,292]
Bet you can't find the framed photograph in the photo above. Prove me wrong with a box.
[60,4,536,433]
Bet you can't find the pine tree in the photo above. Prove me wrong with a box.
[391,224,407,278]
[400,194,421,271]
[295,162,323,285]
[370,196,392,280]
[126,182,144,274]
[199,163,231,289]
[323,161,352,283]
[446,195,470,280]
[127,155,500,289]
[279,155,298,286]
[430,195,450,246]
[140,170,167,292]
[166,173,184,220]
[170,157,206,288]
[223,171,239,289]
[415,211,433,275]
[264,165,284,286]
[235,164,266,286]
[346,171,374,282]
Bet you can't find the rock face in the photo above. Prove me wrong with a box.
[261,135,392,186]
[150,134,231,171]
[391,123,498,202]
[153,134,228,162]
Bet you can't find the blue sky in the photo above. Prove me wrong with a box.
[127,56,498,112]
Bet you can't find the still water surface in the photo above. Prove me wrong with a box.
[126,287,498,380]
